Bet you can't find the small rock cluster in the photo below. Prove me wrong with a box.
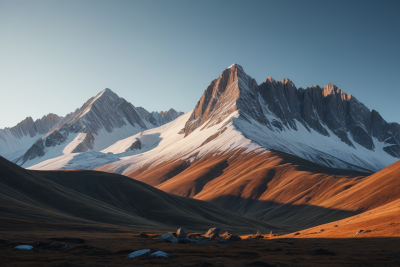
[150,227,243,245]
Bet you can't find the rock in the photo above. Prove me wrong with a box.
[127,249,151,258]
[14,245,33,250]
[149,251,169,258]
[334,225,338,227]
[294,232,300,236]
[216,237,229,243]
[160,233,178,243]
[222,232,241,241]
[252,230,263,239]
[125,139,142,152]
[177,228,187,239]
[205,227,220,240]
[354,230,364,237]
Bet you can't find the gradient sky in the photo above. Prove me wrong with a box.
[0,0,399,128]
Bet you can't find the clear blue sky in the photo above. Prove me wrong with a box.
[0,0,399,128]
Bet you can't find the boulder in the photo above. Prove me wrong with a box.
[177,228,187,239]
[227,234,241,241]
[222,231,241,241]
[127,249,151,258]
[205,227,220,240]
[149,251,169,258]
[14,245,33,250]
[160,233,178,243]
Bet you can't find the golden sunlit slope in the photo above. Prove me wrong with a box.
[288,160,400,238]
[0,156,276,234]
[114,149,385,231]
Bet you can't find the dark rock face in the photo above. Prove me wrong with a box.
[7,114,62,139]
[176,228,187,239]
[183,64,244,136]
[183,64,400,162]
[22,138,45,162]
[125,139,142,152]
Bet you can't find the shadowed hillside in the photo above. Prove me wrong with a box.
[0,156,277,234]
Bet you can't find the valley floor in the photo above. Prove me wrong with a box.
[1,230,400,267]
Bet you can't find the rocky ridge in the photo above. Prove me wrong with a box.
[0,89,183,167]
[183,64,400,165]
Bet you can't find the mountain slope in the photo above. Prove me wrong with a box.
[286,160,400,237]
[0,155,275,233]
[11,89,183,168]
[183,64,399,171]
[0,114,63,161]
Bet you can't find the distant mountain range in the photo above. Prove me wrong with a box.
[0,88,183,167]
[1,63,400,237]
[1,64,399,173]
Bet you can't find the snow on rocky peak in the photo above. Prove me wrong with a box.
[25,65,400,173]
[14,88,183,168]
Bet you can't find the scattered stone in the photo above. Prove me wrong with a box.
[160,233,178,243]
[15,245,33,250]
[149,251,169,258]
[177,228,187,239]
[252,230,264,239]
[205,227,220,240]
[365,230,372,233]
[221,231,241,241]
[127,249,151,258]
[309,248,336,256]
[334,225,338,227]
[354,230,364,237]
[320,229,325,232]
[269,231,280,236]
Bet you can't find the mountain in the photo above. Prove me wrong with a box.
[136,106,184,127]
[0,88,183,167]
[29,64,399,174]
[0,155,274,233]
[182,63,400,171]
[0,113,63,161]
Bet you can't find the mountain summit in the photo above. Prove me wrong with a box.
[0,88,183,167]
[22,65,400,173]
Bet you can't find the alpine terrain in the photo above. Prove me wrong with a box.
[0,89,183,168]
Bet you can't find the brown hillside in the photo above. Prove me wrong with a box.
[0,156,276,234]
[109,149,375,231]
